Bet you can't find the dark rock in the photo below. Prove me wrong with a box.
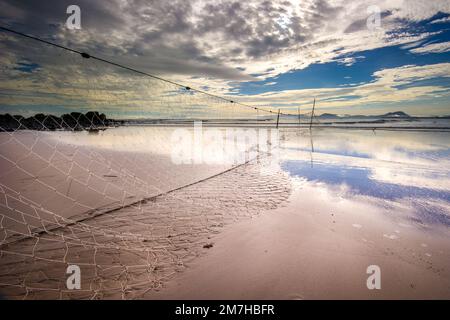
[0,111,116,132]
[43,115,62,131]
[85,111,105,126]
[61,113,77,129]
[0,114,21,131]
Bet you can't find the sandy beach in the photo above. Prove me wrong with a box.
[0,126,449,299]
[150,185,450,300]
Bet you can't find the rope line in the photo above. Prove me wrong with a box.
[0,25,316,118]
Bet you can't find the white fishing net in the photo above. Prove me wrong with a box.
[0,29,319,299]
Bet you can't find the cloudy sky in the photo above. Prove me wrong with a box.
[0,0,450,117]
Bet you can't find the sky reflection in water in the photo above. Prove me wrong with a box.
[279,129,450,226]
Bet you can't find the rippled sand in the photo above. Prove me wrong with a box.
[1,127,449,299]
[0,145,291,299]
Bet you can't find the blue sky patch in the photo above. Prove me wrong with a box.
[14,61,40,73]
[236,15,450,96]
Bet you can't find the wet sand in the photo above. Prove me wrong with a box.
[150,184,450,299]
[0,128,242,243]
[0,127,290,299]
[1,127,449,299]
[0,159,291,299]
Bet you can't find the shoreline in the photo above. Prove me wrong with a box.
[2,113,450,133]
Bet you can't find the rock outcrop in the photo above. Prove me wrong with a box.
[0,112,120,132]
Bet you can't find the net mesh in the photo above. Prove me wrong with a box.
[0,29,315,299]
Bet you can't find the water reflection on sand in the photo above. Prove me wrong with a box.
[1,126,449,299]
[279,129,450,227]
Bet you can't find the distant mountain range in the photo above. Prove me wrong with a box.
[317,111,413,119]
[382,111,411,118]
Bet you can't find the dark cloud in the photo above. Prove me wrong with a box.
[0,0,255,80]
[0,0,443,84]
[0,0,343,77]
[190,1,311,58]
[1,0,125,33]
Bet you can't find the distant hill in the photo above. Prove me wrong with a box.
[380,111,411,118]
[317,111,411,119]
[317,113,341,119]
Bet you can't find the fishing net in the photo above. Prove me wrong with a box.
[0,28,310,299]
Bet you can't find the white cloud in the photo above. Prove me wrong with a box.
[410,41,450,54]
[430,16,450,24]
[233,63,450,114]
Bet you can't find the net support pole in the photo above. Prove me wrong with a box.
[276,109,281,129]
[309,98,316,130]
